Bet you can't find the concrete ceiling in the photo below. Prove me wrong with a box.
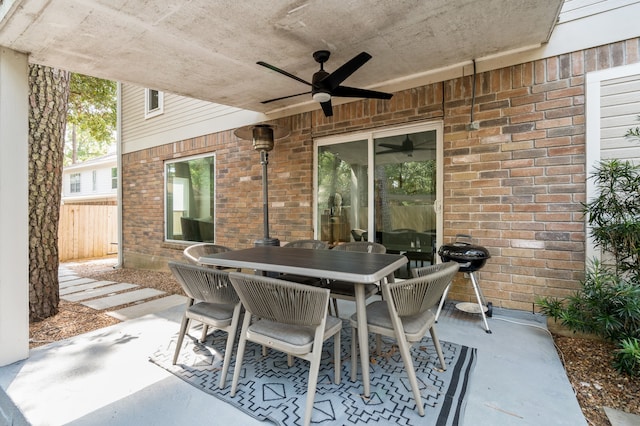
[0,0,563,116]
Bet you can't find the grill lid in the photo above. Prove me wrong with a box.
[438,242,491,261]
[438,242,490,272]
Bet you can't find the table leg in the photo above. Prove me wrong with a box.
[354,283,370,397]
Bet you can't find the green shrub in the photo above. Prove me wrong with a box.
[613,338,640,376]
[538,157,640,376]
[538,261,640,340]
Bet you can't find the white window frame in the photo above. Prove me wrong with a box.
[164,152,217,243]
[144,88,164,119]
[111,167,118,189]
[70,173,81,193]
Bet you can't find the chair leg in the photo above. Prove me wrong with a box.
[219,304,242,389]
[434,284,451,322]
[429,327,447,371]
[172,315,190,365]
[287,354,294,367]
[375,334,382,355]
[332,298,339,317]
[304,346,323,426]
[350,327,358,382]
[231,314,252,397]
[200,324,209,342]
[334,330,341,385]
[396,337,425,416]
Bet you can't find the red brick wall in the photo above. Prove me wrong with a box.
[122,38,640,310]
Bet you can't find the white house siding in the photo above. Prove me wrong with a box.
[559,0,639,23]
[585,62,640,260]
[600,73,640,163]
[62,155,117,202]
[120,84,266,155]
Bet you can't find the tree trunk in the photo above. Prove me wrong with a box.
[71,123,77,164]
[28,65,70,321]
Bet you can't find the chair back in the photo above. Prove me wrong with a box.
[183,243,232,264]
[169,261,239,305]
[385,261,459,317]
[229,272,330,327]
[332,241,386,254]
[283,239,329,250]
[410,261,456,278]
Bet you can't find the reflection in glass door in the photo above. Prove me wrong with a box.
[374,131,438,276]
[316,140,368,245]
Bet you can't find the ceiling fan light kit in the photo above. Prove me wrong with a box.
[312,91,331,103]
[258,50,393,117]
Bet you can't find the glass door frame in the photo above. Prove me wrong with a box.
[313,121,444,253]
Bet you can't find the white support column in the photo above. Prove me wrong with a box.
[0,48,29,366]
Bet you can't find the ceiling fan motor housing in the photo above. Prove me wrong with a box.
[312,70,331,102]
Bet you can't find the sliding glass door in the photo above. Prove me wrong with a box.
[316,139,369,244]
[315,123,443,274]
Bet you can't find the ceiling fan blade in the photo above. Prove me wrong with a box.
[376,149,402,155]
[332,85,393,100]
[320,100,333,117]
[378,143,403,150]
[261,91,311,104]
[257,61,313,87]
[323,52,371,89]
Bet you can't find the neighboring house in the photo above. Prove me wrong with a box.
[60,153,118,260]
[62,152,118,204]
[119,2,640,311]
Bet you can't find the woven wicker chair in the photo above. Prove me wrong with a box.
[279,239,329,285]
[183,243,233,265]
[349,261,459,416]
[411,261,452,322]
[283,239,329,250]
[324,241,387,317]
[228,272,341,426]
[168,262,242,389]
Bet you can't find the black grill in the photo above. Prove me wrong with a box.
[438,240,490,272]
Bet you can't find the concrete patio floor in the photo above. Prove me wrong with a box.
[0,271,587,425]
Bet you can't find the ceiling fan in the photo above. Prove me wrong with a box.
[377,135,433,157]
[257,50,393,117]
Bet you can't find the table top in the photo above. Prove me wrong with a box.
[199,246,407,283]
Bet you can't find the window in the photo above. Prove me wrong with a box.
[111,167,118,189]
[315,123,443,278]
[92,170,97,191]
[70,173,81,193]
[144,88,164,118]
[165,154,216,242]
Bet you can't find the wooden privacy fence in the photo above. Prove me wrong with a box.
[58,204,118,261]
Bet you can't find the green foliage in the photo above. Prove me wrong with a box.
[64,73,117,165]
[625,115,640,139]
[538,155,640,376]
[613,338,640,376]
[584,159,640,274]
[383,160,436,196]
[538,261,640,340]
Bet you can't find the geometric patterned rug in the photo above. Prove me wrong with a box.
[150,320,476,425]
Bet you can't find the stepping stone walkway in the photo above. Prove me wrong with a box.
[58,266,186,320]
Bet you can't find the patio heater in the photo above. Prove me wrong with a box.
[234,124,290,247]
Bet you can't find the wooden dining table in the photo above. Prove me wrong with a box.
[199,245,407,397]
